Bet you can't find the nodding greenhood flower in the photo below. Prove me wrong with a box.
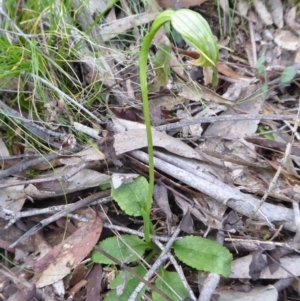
[170,9,219,67]
[151,9,219,85]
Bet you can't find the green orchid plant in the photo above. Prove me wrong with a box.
[139,9,220,242]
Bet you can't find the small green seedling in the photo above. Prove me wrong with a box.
[279,65,297,84]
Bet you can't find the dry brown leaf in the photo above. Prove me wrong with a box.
[253,0,273,26]
[154,182,172,220]
[180,211,195,234]
[75,146,105,161]
[0,182,27,211]
[274,30,300,51]
[24,167,110,199]
[0,137,9,157]
[237,1,250,17]
[32,215,103,288]
[285,7,300,34]
[75,119,205,161]
[266,0,283,28]
[112,173,139,189]
[175,79,234,106]
[267,160,300,184]
[114,128,203,160]
[85,264,103,301]
[249,250,268,280]
[0,219,33,254]
[174,194,209,227]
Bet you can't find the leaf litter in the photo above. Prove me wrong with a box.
[1,0,300,300]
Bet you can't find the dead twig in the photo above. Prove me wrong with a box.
[128,226,182,301]
[155,114,296,132]
[0,161,90,188]
[0,196,113,226]
[198,231,224,301]
[103,222,181,243]
[0,266,48,300]
[0,152,61,181]
[9,190,111,248]
[129,150,296,232]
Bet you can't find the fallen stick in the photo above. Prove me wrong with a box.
[130,150,296,232]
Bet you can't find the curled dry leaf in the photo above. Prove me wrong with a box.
[153,181,172,220]
[180,211,195,234]
[249,250,268,280]
[222,211,243,233]
[173,194,209,227]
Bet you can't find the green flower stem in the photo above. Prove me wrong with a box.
[139,13,171,242]
[139,31,158,243]
[139,9,219,243]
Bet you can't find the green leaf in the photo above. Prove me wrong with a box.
[173,236,233,277]
[112,176,149,217]
[280,66,296,84]
[260,82,268,100]
[104,265,147,301]
[99,181,111,190]
[258,125,274,140]
[152,269,189,301]
[256,55,265,75]
[256,55,265,68]
[153,43,171,87]
[91,235,148,265]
